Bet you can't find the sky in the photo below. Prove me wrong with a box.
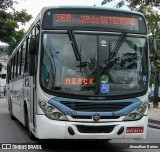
[0,0,129,45]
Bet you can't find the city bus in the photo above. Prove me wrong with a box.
[6,6,156,140]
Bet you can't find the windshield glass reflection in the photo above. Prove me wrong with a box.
[40,33,147,97]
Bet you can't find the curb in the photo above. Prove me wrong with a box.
[148,119,160,129]
[0,97,6,100]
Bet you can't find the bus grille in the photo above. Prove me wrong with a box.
[60,101,132,112]
[71,115,120,119]
[76,125,115,133]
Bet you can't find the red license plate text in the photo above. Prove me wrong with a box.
[126,127,144,133]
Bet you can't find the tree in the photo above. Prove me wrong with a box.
[0,0,32,51]
[7,29,25,55]
[101,0,160,10]
[143,7,160,108]
[101,0,160,108]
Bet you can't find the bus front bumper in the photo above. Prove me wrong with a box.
[35,115,148,139]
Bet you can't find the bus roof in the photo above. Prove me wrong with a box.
[40,5,144,17]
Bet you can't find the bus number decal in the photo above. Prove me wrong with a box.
[64,111,77,115]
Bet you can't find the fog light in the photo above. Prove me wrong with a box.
[129,113,136,119]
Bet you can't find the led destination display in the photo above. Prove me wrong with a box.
[54,14,137,26]
[42,9,147,34]
[53,13,138,32]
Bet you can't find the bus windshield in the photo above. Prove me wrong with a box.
[40,32,148,97]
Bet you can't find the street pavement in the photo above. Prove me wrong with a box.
[148,102,160,129]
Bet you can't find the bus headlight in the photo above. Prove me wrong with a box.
[124,102,147,121]
[38,100,68,121]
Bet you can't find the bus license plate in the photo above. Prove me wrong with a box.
[126,127,144,133]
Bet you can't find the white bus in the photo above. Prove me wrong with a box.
[6,6,156,140]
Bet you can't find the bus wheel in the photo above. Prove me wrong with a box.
[24,104,36,140]
[9,101,16,120]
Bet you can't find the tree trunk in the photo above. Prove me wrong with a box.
[153,70,159,108]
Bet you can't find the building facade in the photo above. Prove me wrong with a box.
[0,45,8,92]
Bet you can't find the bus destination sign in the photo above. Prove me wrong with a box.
[53,13,139,31]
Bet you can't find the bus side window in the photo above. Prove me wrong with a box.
[21,42,26,75]
[19,46,22,76]
[7,61,11,83]
[24,38,29,73]
[16,51,19,77]
[35,24,40,50]
[12,56,15,79]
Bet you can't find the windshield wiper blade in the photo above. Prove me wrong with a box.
[99,33,127,76]
[110,33,127,59]
[103,33,127,67]
[68,30,81,61]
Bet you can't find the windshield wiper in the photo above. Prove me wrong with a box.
[68,30,81,61]
[109,33,127,59]
[99,33,127,76]
[102,33,127,68]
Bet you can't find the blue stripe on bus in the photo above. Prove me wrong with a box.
[48,97,142,116]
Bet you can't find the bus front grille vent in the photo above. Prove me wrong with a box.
[71,115,120,119]
[76,125,115,133]
[60,101,132,112]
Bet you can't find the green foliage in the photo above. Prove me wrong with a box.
[141,7,160,38]
[157,39,160,50]
[7,29,25,55]
[0,0,32,45]
[0,0,17,10]
[101,0,160,10]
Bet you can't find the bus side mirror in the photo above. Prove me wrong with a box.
[149,36,157,53]
[29,35,38,55]
[29,35,38,76]
[29,35,39,76]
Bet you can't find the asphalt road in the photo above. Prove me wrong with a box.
[0,98,160,152]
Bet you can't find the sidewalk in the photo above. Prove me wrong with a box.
[148,102,160,129]
[0,92,4,98]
